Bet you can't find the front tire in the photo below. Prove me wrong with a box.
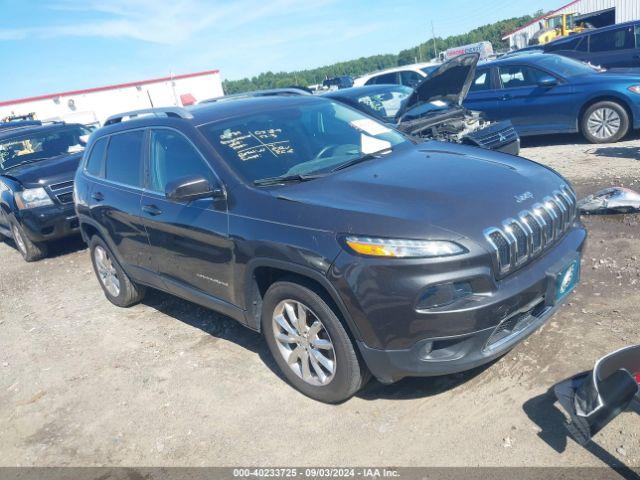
[262,280,367,403]
[89,236,145,307]
[11,220,47,262]
[581,101,629,144]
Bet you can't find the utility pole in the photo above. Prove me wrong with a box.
[431,20,437,59]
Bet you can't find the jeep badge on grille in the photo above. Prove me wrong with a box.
[514,191,533,203]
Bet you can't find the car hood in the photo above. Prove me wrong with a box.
[593,70,640,82]
[274,142,567,241]
[603,67,640,75]
[397,53,479,120]
[1,152,83,188]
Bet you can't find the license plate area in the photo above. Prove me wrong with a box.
[546,255,581,306]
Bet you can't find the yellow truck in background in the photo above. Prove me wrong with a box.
[529,13,591,46]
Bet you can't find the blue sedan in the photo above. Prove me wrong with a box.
[464,53,640,143]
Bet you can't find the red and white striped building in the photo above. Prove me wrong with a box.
[0,69,224,128]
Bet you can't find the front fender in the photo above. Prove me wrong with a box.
[242,257,363,341]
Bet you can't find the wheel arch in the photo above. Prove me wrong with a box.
[79,221,100,244]
[578,94,634,133]
[244,258,362,342]
[79,217,128,268]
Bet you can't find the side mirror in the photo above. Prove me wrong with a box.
[538,76,558,88]
[165,175,224,202]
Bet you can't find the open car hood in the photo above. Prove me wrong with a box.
[397,53,479,120]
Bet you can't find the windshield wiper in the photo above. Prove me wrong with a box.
[253,173,325,186]
[2,159,37,171]
[331,150,390,172]
[2,153,71,172]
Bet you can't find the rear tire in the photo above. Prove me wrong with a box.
[262,280,368,403]
[89,236,145,307]
[581,101,629,144]
[11,220,47,262]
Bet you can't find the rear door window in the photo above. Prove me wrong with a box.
[104,130,144,187]
[85,136,108,178]
[635,25,640,48]
[589,26,635,52]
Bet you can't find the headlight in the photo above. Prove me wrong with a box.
[628,85,640,94]
[344,236,466,258]
[15,187,54,209]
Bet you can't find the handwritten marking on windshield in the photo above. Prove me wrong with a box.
[220,128,295,162]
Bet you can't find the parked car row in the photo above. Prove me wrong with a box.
[4,45,632,403]
[465,52,640,143]
[513,20,640,69]
[353,61,441,88]
[0,69,587,403]
[352,53,640,145]
[0,122,90,260]
[327,54,521,154]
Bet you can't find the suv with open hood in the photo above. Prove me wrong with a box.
[326,53,520,155]
[0,122,90,261]
[75,99,584,403]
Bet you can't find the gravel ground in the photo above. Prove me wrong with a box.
[0,133,639,469]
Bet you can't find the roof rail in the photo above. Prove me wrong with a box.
[104,107,194,126]
[199,88,311,104]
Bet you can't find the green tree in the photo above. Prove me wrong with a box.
[222,13,535,94]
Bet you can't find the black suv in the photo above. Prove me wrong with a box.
[75,99,586,403]
[0,122,90,261]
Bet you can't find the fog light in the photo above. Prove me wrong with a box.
[417,281,473,310]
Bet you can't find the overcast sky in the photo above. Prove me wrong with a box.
[0,0,563,99]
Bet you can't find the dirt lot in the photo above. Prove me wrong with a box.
[1,133,639,469]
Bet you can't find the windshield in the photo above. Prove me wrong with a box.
[344,86,412,122]
[0,125,90,172]
[536,54,602,76]
[199,99,409,183]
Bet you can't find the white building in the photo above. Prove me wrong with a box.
[0,69,224,128]
[503,0,640,49]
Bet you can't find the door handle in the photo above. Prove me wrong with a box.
[91,192,104,201]
[500,94,512,101]
[142,204,163,216]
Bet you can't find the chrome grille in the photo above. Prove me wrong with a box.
[56,192,74,204]
[484,185,577,276]
[47,180,74,205]
[520,212,542,253]
[486,229,510,272]
[473,125,519,149]
[49,180,74,191]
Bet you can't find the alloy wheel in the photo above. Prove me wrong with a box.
[94,245,121,297]
[272,299,336,386]
[587,107,621,141]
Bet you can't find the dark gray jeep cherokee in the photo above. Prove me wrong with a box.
[74,96,586,402]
